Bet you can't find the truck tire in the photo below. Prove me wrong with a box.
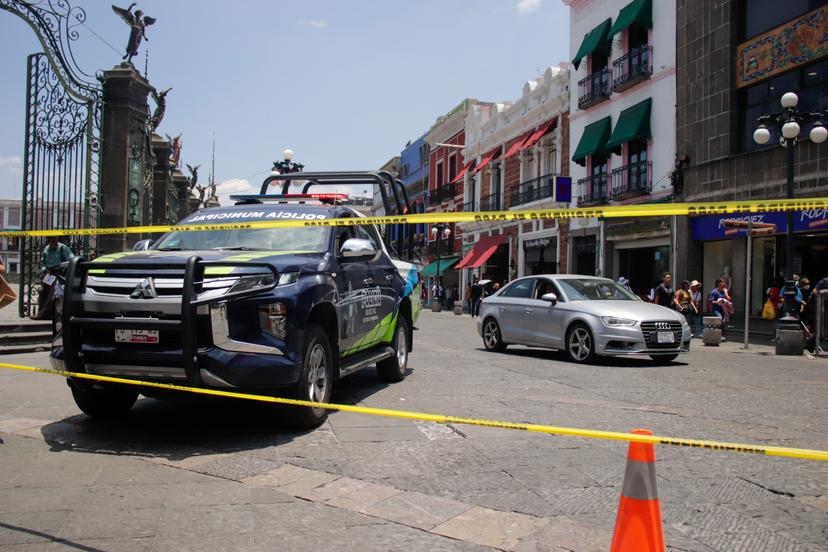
[285,324,333,430]
[377,316,409,382]
[68,379,138,418]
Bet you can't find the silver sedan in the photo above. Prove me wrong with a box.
[476,275,690,363]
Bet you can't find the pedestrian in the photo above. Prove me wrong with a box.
[445,286,453,310]
[654,272,674,308]
[492,282,501,293]
[708,278,730,319]
[470,276,483,317]
[689,280,703,337]
[33,236,73,320]
[465,281,472,313]
[779,279,804,318]
[617,276,632,293]
[800,277,813,325]
[674,280,692,327]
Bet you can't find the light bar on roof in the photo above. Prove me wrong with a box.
[229,193,349,204]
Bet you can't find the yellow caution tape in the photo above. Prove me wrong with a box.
[2,198,828,238]
[1,361,827,462]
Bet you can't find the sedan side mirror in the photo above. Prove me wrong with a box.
[133,239,153,251]
[339,238,377,259]
[541,292,558,305]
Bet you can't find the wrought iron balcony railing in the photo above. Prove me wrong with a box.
[479,192,502,212]
[577,174,608,206]
[612,45,653,93]
[435,183,456,202]
[610,160,652,199]
[508,173,557,208]
[426,238,455,255]
[577,67,610,110]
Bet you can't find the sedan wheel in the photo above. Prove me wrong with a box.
[566,324,595,363]
[482,318,507,352]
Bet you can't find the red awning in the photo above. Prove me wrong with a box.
[454,234,508,269]
[450,161,474,184]
[520,118,558,151]
[502,131,534,160]
[471,147,501,174]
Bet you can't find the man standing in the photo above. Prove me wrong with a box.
[34,236,73,320]
[654,272,674,308]
[470,276,483,317]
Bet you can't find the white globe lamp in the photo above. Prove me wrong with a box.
[781,121,801,140]
[810,124,828,144]
[780,92,799,109]
[282,148,295,161]
[753,126,771,145]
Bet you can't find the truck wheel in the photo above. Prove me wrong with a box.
[377,316,409,382]
[68,379,138,418]
[285,324,333,430]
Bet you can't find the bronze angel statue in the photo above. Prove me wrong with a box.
[112,4,156,63]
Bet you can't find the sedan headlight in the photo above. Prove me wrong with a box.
[601,316,638,327]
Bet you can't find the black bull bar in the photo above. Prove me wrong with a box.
[61,255,279,387]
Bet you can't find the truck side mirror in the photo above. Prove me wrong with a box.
[339,238,377,259]
[133,239,153,251]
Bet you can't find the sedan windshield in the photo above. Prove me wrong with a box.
[557,279,638,301]
[153,226,330,252]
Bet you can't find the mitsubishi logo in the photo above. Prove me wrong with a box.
[655,322,671,330]
[131,277,157,299]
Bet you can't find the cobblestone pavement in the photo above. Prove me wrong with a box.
[1,310,827,551]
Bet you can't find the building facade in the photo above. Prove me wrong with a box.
[564,0,677,298]
[398,136,430,256]
[457,66,570,295]
[0,199,22,277]
[675,0,828,320]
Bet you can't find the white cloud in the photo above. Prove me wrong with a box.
[517,0,541,15]
[216,178,254,205]
[300,19,327,28]
[0,156,23,176]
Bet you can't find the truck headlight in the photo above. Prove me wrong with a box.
[601,316,637,327]
[259,302,287,340]
[230,274,275,294]
[278,272,298,286]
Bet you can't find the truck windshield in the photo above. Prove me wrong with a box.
[153,226,330,252]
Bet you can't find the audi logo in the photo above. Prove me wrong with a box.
[655,322,671,330]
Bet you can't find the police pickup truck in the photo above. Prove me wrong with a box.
[52,172,421,429]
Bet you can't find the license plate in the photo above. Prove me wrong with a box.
[657,331,675,344]
[115,329,159,344]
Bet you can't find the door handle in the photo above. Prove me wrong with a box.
[385,274,394,281]
[499,307,505,312]
[525,308,533,314]
[363,278,374,285]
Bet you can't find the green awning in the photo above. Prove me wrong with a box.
[572,117,612,166]
[608,0,653,39]
[606,98,652,153]
[572,18,612,71]
[420,256,460,277]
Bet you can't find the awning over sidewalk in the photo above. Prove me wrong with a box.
[502,131,533,160]
[572,18,612,70]
[450,161,474,184]
[520,117,558,151]
[572,116,612,166]
[606,98,652,154]
[454,234,507,270]
[608,0,652,39]
[472,147,501,174]
[420,256,461,277]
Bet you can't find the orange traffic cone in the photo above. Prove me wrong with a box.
[610,429,665,552]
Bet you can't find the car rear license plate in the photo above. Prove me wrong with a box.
[115,329,159,344]
[657,331,675,344]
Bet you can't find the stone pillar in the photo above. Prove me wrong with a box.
[151,133,172,228]
[98,63,152,253]
[170,170,191,220]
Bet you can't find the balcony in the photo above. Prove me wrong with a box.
[480,192,503,212]
[426,238,455,256]
[577,174,608,206]
[612,45,653,93]
[577,67,610,110]
[610,160,652,200]
[508,174,557,208]
[435,183,457,202]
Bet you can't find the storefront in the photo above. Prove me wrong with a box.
[454,233,510,288]
[520,235,558,276]
[614,240,670,299]
[691,209,828,316]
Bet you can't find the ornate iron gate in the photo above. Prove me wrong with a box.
[1,0,102,317]
[18,52,100,316]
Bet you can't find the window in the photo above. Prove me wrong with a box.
[627,139,647,192]
[741,0,827,40]
[533,279,562,300]
[10,263,17,274]
[501,278,536,298]
[740,59,828,151]
[419,144,429,166]
[544,146,557,175]
[355,223,380,251]
[628,23,648,51]
[7,208,20,227]
[448,155,457,183]
[436,160,444,188]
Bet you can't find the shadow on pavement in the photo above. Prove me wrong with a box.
[484,346,690,368]
[39,370,395,462]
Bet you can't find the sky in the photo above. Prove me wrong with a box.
[0,0,569,205]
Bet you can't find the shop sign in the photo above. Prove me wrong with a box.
[555,176,572,203]
[524,237,552,249]
[691,209,828,241]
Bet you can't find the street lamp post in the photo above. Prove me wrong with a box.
[272,148,305,175]
[753,93,827,279]
[431,223,451,311]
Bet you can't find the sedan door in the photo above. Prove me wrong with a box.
[523,278,566,348]
[495,278,537,343]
